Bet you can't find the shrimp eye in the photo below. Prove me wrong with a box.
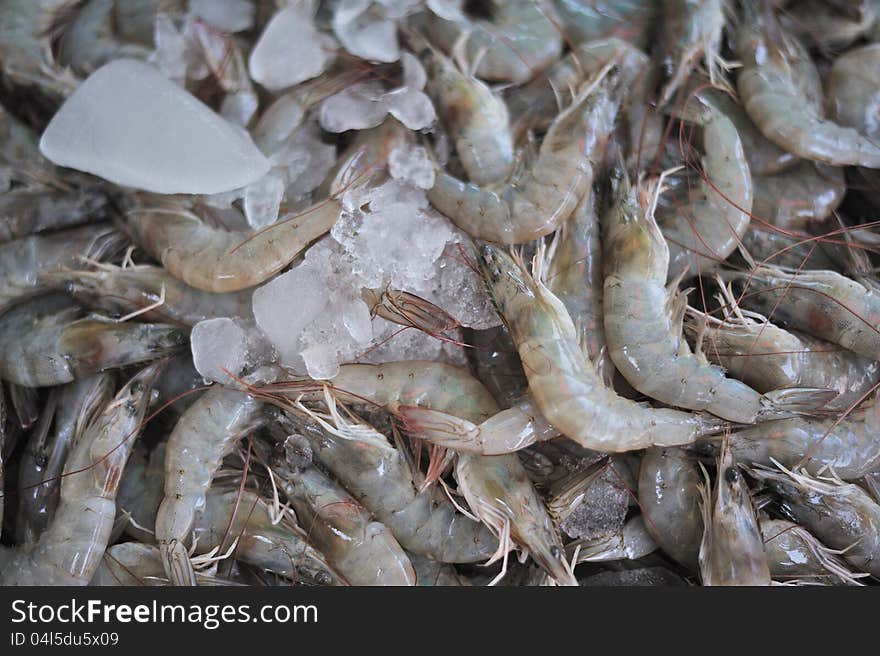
[724,467,740,484]
[315,571,333,585]
[550,545,562,559]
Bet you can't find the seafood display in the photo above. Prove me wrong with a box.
[3,0,880,588]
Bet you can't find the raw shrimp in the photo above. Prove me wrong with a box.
[638,447,703,570]
[91,542,242,587]
[127,196,342,293]
[55,0,151,76]
[398,394,558,455]
[506,37,648,135]
[551,0,656,48]
[656,0,726,107]
[698,441,772,586]
[604,173,825,423]
[826,43,880,141]
[698,87,798,177]
[569,516,657,563]
[728,264,880,362]
[739,225,839,271]
[719,397,880,480]
[0,223,123,314]
[45,263,254,327]
[736,2,880,168]
[427,0,563,84]
[257,362,572,584]
[782,0,878,50]
[455,452,577,586]
[154,388,262,586]
[761,518,865,585]
[0,300,186,387]
[115,441,165,543]
[0,186,108,244]
[477,244,722,451]
[17,374,113,543]
[687,304,880,412]
[0,0,79,99]
[424,48,514,185]
[428,64,623,244]
[285,396,498,563]
[0,363,159,585]
[261,361,501,424]
[192,488,344,586]
[544,143,607,374]
[752,463,880,577]
[657,90,754,280]
[751,162,846,231]
[408,551,469,586]
[361,287,459,337]
[276,435,415,586]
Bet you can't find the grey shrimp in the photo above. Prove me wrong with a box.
[0,300,186,387]
[276,435,415,586]
[0,364,159,585]
[154,388,263,586]
[762,518,866,585]
[428,64,624,244]
[698,441,772,586]
[736,2,880,168]
[284,395,498,563]
[477,244,723,451]
[752,462,880,577]
[656,90,754,280]
[638,447,703,571]
[603,173,827,423]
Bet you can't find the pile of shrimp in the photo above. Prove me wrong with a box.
[4,0,880,587]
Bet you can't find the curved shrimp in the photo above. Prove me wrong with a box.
[687,302,880,413]
[761,518,866,585]
[44,263,254,327]
[568,516,657,564]
[154,388,263,586]
[605,173,828,423]
[427,63,624,244]
[255,362,573,584]
[127,197,342,293]
[0,0,79,99]
[285,395,498,563]
[719,398,880,481]
[0,363,159,585]
[114,441,165,544]
[751,462,880,577]
[0,300,186,387]
[728,264,880,362]
[192,488,344,586]
[656,0,727,107]
[424,47,514,186]
[0,223,123,314]
[0,186,109,244]
[826,43,880,142]
[426,0,563,84]
[275,435,415,586]
[698,440,772,586]
[91,542,233,587]
[17,374,113,543]
[751,162,846,231]
[638,447,703,571]
[455,452,577,586]
[657,90,754,280]
[551,0,656,48]
[477,244,723,451]
[736,2,880,168]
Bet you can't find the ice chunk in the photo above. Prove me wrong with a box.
[318,82,388,133]
[40,59,270,194]
[426,0,465,21]
[244,170,285,229]
[249,7,332,91]
[191,317,270,384]
[384,87,436,130]
[389,144,435,189]
[149,13,188,83]
[252,262,331,363]
[333,0,400,63]
[189,0,255,33]
[221,91,258,127]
